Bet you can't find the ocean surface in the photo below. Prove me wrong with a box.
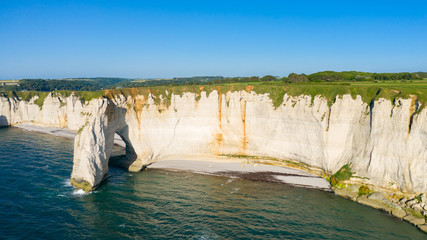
[0,127,425,239]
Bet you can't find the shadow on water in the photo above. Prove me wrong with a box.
[104,143,148,187]
[0,115,8,127]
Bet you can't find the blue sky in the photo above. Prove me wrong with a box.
[0,0,426,79]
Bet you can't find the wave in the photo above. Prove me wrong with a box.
[72,189,87,196]
[63,179,72,187]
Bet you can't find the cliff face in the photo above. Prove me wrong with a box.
[0,93,93,130]
[69,90,427,193]
[1,91,427,194]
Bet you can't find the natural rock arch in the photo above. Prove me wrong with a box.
[110,127,143,172]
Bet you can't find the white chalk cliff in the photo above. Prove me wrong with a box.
[1,91,426,194]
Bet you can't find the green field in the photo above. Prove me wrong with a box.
[0,80,19,83]
[131,78,172,82]
[0,80,19,86]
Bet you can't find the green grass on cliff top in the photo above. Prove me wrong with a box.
[2,80,427,109]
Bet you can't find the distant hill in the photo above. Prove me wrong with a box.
[0,77,133,92]
[414,72,427,78]
[0,76,225,92]
[123,76,224,87]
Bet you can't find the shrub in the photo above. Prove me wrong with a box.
[330,176,338,186]
[358,185,371,196]
[332,164,353,181]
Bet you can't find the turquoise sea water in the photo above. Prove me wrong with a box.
[0,127,425,239]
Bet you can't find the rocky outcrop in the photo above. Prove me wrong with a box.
[1,90,427,195]
[70,98,128,191]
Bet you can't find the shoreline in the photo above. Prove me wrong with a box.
[13,123,126,147]
[12,123,331,190]
[14,123,78,140]
[7,123,427,234]
[147,159,331,191]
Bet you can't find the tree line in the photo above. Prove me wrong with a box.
[0,71,425,92]
[304,71,422,82]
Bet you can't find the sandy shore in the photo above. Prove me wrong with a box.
[14,123,77,139]
[13,123,126,147]
[148,160,331,191]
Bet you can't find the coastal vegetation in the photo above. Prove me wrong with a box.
[326,164,354,188]
[2,80,427,110]
[0,91,49,109]
[329,164,353,185]
[1,71,427,110]
[358,185,373,196]
[88,79,427,110]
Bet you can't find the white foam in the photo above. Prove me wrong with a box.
[73,189,87,195]
[63,179,72,187]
